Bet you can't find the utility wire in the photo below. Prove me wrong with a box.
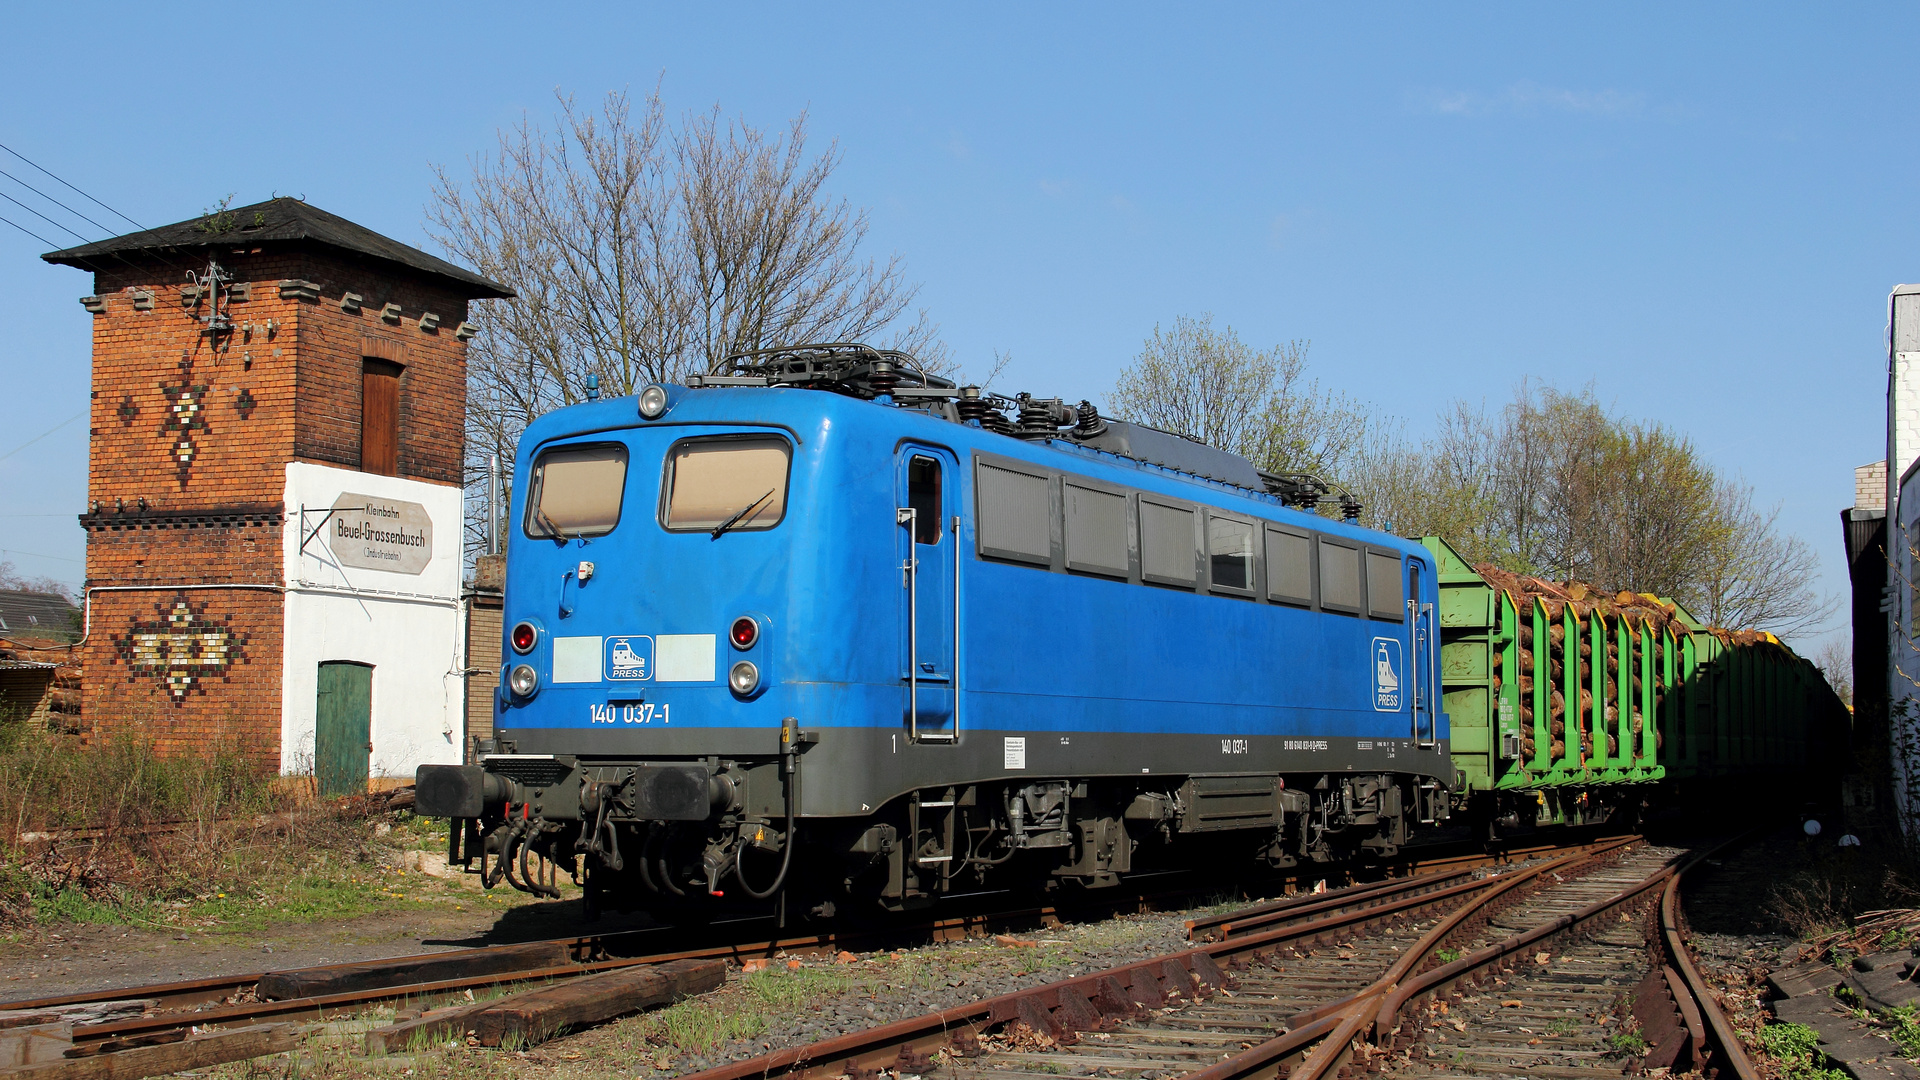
[0,548,84,564]
[0,211,55,248]
[0,141,190,278]
[0,411,84,463]
[0,167,115,236]
[0,140,145,231]
[0,188,91,244]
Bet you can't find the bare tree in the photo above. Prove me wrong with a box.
[0,560,75,603]
[1814,635,1854,708]
[1107,314,1371,479]
[428,88,944,558]
[1691,479,1836,640]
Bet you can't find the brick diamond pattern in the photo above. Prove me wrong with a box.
[114,596,251,704]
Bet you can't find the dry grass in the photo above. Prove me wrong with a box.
[0,723,405,929]
[1767,842,1920,942]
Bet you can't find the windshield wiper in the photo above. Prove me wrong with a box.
[535,507,581,547]
[711,489,776,539]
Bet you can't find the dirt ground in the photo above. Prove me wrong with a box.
[0,861,663,1004]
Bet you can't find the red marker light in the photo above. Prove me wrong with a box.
[510,621,537,653]
[730,616,759,649]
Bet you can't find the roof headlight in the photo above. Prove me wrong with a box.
[509,664,540,698]
[728,660,760,696]
[638,384,671,420]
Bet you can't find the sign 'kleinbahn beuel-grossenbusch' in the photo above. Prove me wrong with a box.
[329,493,433,575]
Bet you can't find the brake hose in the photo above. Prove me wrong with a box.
[735,729,800,900]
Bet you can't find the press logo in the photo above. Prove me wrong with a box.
[1372,637,1403,712]
[605,636,653,681]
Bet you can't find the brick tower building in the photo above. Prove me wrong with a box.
[44,198,511,789]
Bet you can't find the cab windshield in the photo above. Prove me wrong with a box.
[525,444,628,539]
[662,436,791,533]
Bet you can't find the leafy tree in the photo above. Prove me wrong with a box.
[1113,322,1832,642]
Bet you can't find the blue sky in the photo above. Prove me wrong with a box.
[0,5,1908,652]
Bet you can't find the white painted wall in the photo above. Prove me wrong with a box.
[1890,287,1920,838]
[279,462,465,779]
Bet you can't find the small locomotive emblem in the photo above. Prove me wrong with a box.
[605,636,653,681]
[1372,638,1403,712]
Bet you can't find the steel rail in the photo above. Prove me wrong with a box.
[1189,836,1642,1080]
[6,831,1625,1019]
[1274,832,1762,1080]
[1181,831,1635,942]
[6,831,1636,1063]
[675,837,1640,1080]
[19,871,1365,1042]
[2,875,1214,1017]
[1659,841,1762,1079]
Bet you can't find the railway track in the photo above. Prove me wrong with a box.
[0,830,1621,1023]
[670,831,1762,1080]
[0,830,1655,1076]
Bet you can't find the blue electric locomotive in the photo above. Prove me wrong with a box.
[417,345,1455,918]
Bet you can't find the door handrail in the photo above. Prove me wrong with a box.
[898,506,919,741]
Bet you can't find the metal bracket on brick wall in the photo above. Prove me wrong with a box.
[454,321,477,342]
[278,279,322,302]
[80,295,106,314]
[130,289,155,311]
[380,302,403,323]
[227,282,251,303]
[417,312,440,332]
[340,291,363,313]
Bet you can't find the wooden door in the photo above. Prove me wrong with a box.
[361,360,401,475]
[316,661,372,797]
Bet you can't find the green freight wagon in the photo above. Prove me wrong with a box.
[1421,537,1847,827]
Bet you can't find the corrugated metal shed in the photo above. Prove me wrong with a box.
[0,658,59,727]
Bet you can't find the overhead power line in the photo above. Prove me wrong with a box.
[0,140,146,231]
[0,167,115,236]
[0,411,84,463]
[0,211,55,248]
[0,188,90,244]
[0,142,192,277]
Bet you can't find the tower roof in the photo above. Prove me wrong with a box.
[42,197,513,299]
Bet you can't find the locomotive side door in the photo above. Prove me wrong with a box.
[897,445,957,742]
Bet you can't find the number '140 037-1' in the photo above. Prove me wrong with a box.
[589,703,672,725]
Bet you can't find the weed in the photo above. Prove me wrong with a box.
[741,966,854,1010]
[1761,1021,1850,1080]
[638,967,860,1055]
[1434,948,1461,964]
[1606,1028,1648,1056]
[1882,926,1915,951]
[1545,1017,1579,1036]
[1886,1003,1920,1058]
[1017,948,1071,976]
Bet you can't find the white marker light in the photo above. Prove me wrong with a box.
[509,664,539,698]
[638,384,670,419]
[728,660,760,695]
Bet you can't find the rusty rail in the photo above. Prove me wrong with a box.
[677,836,1641,1080]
